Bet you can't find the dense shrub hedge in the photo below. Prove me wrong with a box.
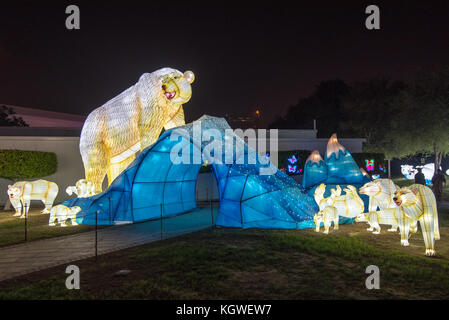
[0,149,57,180]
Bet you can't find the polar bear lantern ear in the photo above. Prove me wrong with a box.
[7,185,11,189]
[184,71,195,84]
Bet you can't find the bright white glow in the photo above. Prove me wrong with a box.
[314,183,364,218]
[314,206,338,234]
[326,133,345,158]
[110,142,141,164]
[49,205,81,227]
[7,180,58,217]
[359,179,400,232]
[360,167,369,176]
[401,163,440,184]
[307,150,324,164]
[79,67,194,194]
[394,184,440,256]
[66,179,95,198]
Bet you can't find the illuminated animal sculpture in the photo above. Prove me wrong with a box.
[328,185,364,218]
[401,165,417,180]
[80,68,195,193]
[314,183,340,210]
[66,179,95,198]
[355,208,417,246]
[359,179,403,232]
[314,206,339,234]
[7,180,59,217]
[393,184,440,256]
[49,205,81,227]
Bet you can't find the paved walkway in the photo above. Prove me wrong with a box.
[0,207,217,282]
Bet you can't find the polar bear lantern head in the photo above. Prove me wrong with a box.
[7,185,22,199]
[139,68,195,106]
[393,188,419,207]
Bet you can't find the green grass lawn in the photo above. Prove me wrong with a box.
[0,209,97,247]
[1,206,449,300]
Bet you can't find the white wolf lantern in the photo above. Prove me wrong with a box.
[7,180,59,217]
[80,68,195,193]
[393,184,440,256]
[49,205,81,227]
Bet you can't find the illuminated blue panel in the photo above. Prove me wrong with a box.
[62,116,319,229]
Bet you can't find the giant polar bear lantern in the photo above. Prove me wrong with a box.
[80,68,195,193]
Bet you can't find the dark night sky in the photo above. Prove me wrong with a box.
[0,1,448,127]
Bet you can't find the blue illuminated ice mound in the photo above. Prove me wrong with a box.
[302,134,363,188]
[301,134,370,214]
[63,115,318,229]
[301,151,327,189]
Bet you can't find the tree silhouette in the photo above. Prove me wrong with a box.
[0,105,28,127]
[268,79,349,137]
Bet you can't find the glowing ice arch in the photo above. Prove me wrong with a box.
[63,116,319,229]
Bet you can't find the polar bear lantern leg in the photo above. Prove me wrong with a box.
[20,183,32,218]
[333,214,339,230]
[49,207,58,226]
[397,209,411,246]
[418,186,438,255]
[410,220,418,234]
[68,207,80,226]
[419,212,436,256]
[368,212,381,234]
[41,182,58,214]
[323,220,331,234]
[430,193,440,240]
[84,142,109,194]
[388,222,399,232]
[315,221,321,232]
[58,209,69,227]
[11,198,22,216]
[372,220,381,234]
[107,154,136,187]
